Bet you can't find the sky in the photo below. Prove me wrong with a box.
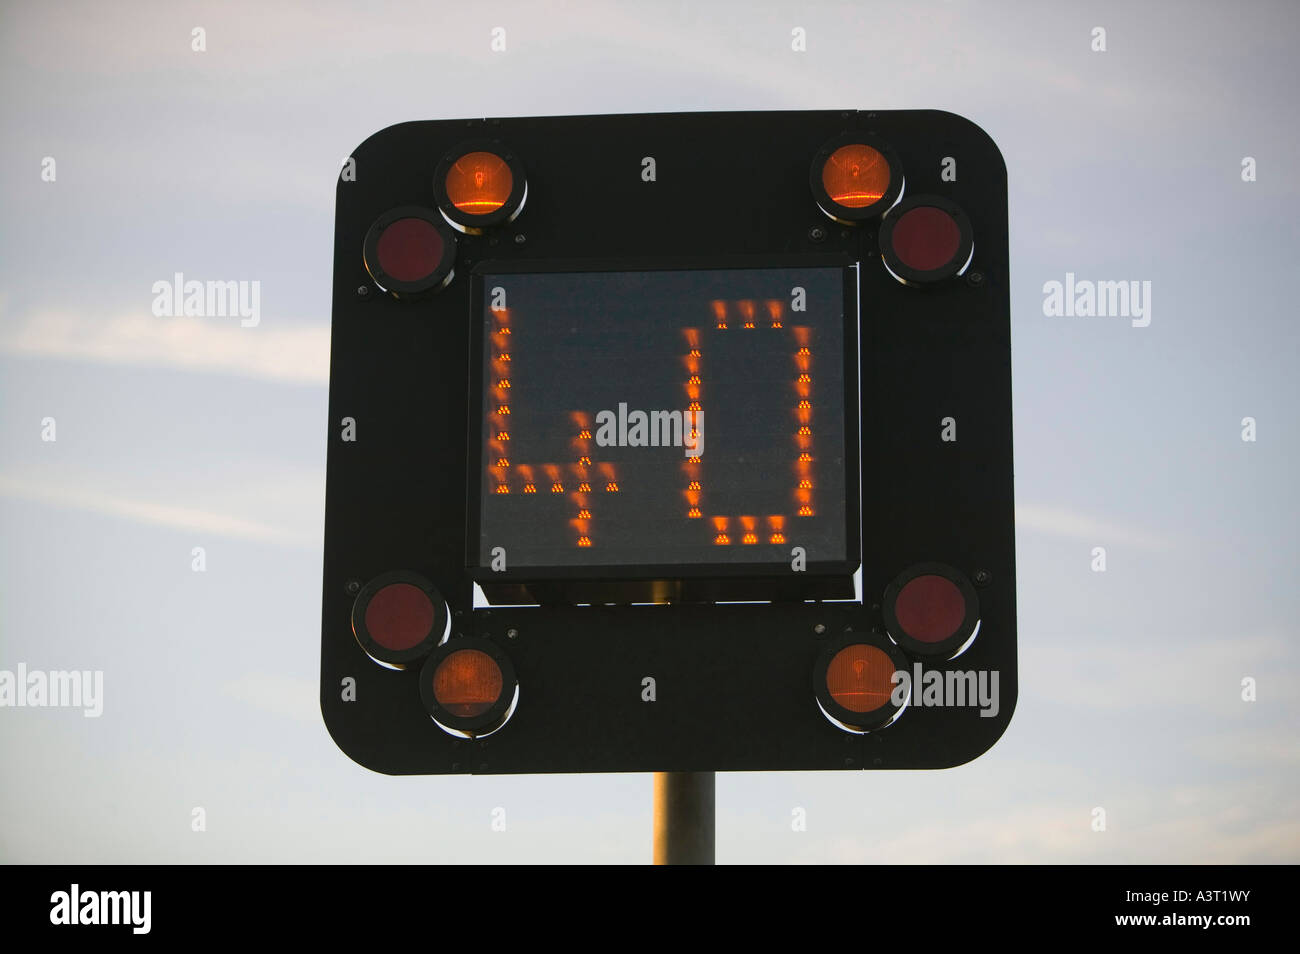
[0,0,1297,863]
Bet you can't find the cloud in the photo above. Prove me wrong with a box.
[221,671,319,725]
[1016,502,1176,551]
[1191,730,1300,767]
[1024,632,1291,714]
[0,474,316,547]
[0,309,329,385]
[854,783,1300,864]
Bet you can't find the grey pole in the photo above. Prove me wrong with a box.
[653,771,715,865]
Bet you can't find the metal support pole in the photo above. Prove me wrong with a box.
[653,771,715,865]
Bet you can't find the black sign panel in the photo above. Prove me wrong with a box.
[321,109,1015,774]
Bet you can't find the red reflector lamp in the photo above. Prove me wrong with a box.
[363,206,457,298]
[810,133,903,224]
[351,571,448,668]
[421,638,518,738]
[883,563,980,659]
[434,141,527,233]
[878,195,974,286]
[813,636,909,733]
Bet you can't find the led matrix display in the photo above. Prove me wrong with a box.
[475,266,851,571]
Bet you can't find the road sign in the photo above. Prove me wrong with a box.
[321,109,1015,775]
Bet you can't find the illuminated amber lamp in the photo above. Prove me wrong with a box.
[813,636,909,733]
[434,142,528,233]
[420,638,518,737]
[810,133,903,224]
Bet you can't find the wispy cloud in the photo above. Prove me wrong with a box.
[1024,632,1291,714]
[848,783,1300,864]
[221,671,318,725]
[0,309,329,385]
[0,474,316,547]
[1016,502,1176,551]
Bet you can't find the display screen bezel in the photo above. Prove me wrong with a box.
[465,255,862,601]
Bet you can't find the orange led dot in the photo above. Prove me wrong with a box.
[497,432,510,441]
[577,509,591,520]
[495,484,509,494]
[687,481,701,491]
[497,379,511,389]
[798,452,813,462]
[578,482,591,493]
[497,405,510,415]
[799,479,813,489]
[550,482,564,493]
[687,456,701,464]
[445,151,514,216]
[605,482,619,492]
[822,143,891,209]
[742,533,758,544]
[714,534,731,545]
[688,507,702,518]
[687,401,701,412]
[578,428,592,439]
[523,483,537,494]
[495,457,509,467]
[578,456,591,467]
[577,536,592,547]
[769,533,786,544]
[798,505,813,516]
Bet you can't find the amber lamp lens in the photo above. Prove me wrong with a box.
[445,151,513,215]
[825,644,896,713]
[821,144,891,209]
[432,649,505,717]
